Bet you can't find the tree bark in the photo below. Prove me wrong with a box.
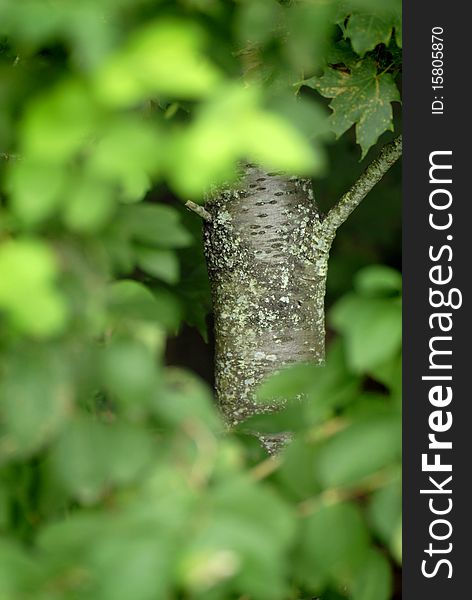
[203,165,329,429]
[202,136,402,436]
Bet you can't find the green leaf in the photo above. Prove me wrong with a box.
[7,160,66,225]
[346,13,395,56]
[354,265,402,296]
[239,401,308,434]
[0,239,67,337]
[212,477,295,600]
[181,511,288,599]
[0,540,40,597]
[52,418,154,503]
[0,348,72,461]
[153,367,220,432]
[90,118,160,177]
[151,287,184,330]
[109,279,181,330]
[325,39,360,68]
[20,79,96,162]
[276,438,322,500]
[330,295,402,372]
[309,58,400,157]
[316,415,401,488]
[243,110,320,174]
[343,392,396,419]
[108,280,161,321]
[369,354,402,396]
[236,0,282,46]
[298,502,370,584]
[92,534,174,600]
[391,520,402,564]
[212,477,295,548]
[367,475,401,547]
[304,341,361,415]
[352,548,392,600]
[257,363,319,403]
[284,0,336,72]
[95,20,221,105]
[38,512,175,600]
[101,337,159,416]
[87,117,160,203]
[120,171,151,204]
[38,511,109,556]
[269,93,331,143]
[108,280,181,329]
[136,247,180,284]
[0,1,116,66]
[120,204,192,248]
[63,175,115,233]
[393,12,402,47]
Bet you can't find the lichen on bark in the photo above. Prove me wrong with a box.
[203,164,330,428]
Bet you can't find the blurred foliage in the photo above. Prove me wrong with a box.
[0,1,401,599]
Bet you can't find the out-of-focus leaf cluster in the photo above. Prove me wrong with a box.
[0,1,401,599]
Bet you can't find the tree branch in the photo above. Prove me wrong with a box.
[185,200,212,222]
[321,135,402,239]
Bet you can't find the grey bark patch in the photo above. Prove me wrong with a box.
[204,166,330,427]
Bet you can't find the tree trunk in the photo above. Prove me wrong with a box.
[203,165,330,430]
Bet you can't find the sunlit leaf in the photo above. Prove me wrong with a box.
[7,160,66,224]
[0,239,67,336]
[95,20,221,105]
[20,79,96,162]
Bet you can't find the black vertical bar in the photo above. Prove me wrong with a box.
[403,1,471,597]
